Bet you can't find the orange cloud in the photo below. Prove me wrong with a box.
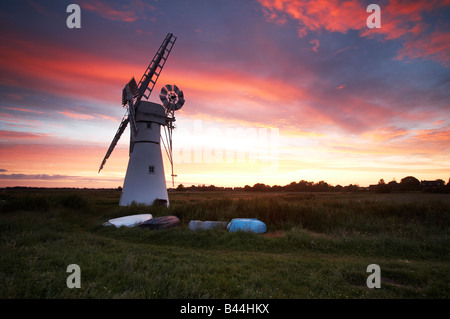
[362,126,410,142]
[6,107,45,114]
[0,143,128,187]
[412,129,450,145]
[57,111,95,120]
[0,37,142,105]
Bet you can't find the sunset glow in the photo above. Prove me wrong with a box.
[0,0,449,189]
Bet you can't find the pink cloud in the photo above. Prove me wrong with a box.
[80,0,155,23]
[362,126,410,142]
[94,114,121,122]
[258,0,450,66]
[396,30,450,67]
[56,110,120,122]
[0,36,142,104]
[0,142,127,188]
[6,107,45,114]
[0,130,51,140]
[258,0,365,37]
[57,110,95,120]
[81,1,138,22]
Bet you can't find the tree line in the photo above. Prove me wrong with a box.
[175,176,450,193]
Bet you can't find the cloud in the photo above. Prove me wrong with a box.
[411,129,450,147]
[0,142,128,187]
[362,126,411,142]
[258,0,365,36]
[0,130,51,140]
[396,30,450,67]
[0,173,76,180]
[94,114,121,122]
[0,36,141,105]
[80,0,155,23]
[5,107,44,114]
[0,173,123,185]
[4,93,23,100]
[81,1,138,22]
[258,0,450,66]
[57,110,95,120]
[0,169,7,172]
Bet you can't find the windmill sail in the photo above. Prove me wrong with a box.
[98,115,129,173]
[98,33,177,173]
[135,33,176,106]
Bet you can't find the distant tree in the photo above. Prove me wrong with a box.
[400,176,421,191]
[176,184,186,191]
[300,180,314,191]
[272,185,283,192]
[344,184,359,192]
[253,183,270,192]
[388,179,398,191]
[388,178,398,185]
[376,179,391,193]
[285,181,298,191]
[314,181,330,192]
[244,185,252,191]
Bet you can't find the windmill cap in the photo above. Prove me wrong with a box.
[136,101,166,125]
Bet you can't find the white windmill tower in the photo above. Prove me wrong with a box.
[98,33,185,207]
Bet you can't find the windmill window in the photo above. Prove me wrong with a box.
[146,123,152,129]
[148,166,155,174]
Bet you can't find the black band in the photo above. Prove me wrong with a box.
[134,141,160,145]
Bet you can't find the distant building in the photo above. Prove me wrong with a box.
[421,180,445,192]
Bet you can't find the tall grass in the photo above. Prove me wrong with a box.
[1,192,92,212]
[1,189,449,298]
[169,194,450,236]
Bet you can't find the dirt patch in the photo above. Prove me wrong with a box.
[262,231,285,238]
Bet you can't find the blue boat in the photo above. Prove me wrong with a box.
[227,218,267,234]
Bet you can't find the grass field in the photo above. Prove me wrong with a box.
[0,188,449,299]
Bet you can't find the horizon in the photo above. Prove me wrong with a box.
[1,174,447,190]
[1,1,449,189]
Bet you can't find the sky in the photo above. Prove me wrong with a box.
[0,0,449,189]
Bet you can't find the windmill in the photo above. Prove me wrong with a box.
[98,33,184,207]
